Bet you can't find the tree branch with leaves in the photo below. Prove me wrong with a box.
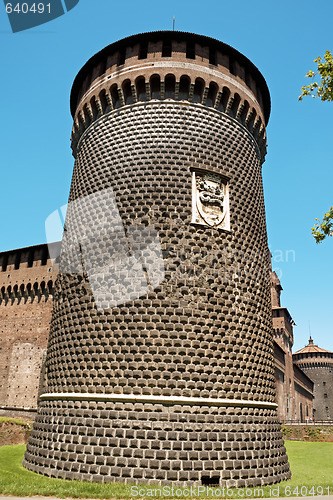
[312,207,333,243]
[299,50,333,102]
[299,50,333,243]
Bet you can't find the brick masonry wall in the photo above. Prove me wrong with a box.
[0,253,57,411]
[24,99,290,486]
[300,366,333,421]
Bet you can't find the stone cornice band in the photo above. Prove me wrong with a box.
[40,392,278,409]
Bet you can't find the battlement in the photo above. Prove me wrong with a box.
[70,31,270,161]
[0,242,60,273]
[0,243,60,304]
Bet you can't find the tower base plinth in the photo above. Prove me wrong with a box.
[23,399,291,486]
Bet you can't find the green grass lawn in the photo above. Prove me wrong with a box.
[0,441,332,498]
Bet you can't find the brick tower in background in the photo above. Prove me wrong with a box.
[23,31,291,486]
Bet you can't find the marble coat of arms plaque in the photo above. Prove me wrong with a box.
[191,168,230,230]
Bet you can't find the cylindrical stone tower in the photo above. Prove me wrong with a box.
[24,31,291,487]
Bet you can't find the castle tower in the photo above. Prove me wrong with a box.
[294,338,333,421]
[23,31,291,486]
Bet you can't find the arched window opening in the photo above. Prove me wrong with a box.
[110,84,121,109]
[162,39,172,57]
[83,104,91,126]
[186,41,195,59]
[218,87,231,112]
[179,75,191,100]
[165,74,176,99]
[135,76,147,101]
[99,90,109,114]
[206,82,218,107]
[193,78,205,103]
[122,80,133,105]
[150,75,161,99]
[240,101,250,124]
[230,93,241,118]
[47,280,53,293]
[139,41,148,60]
[253,117,262,139]
[247,108,257,131]
[90,97,99,120]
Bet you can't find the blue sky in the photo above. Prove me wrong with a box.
[0,0,332,352]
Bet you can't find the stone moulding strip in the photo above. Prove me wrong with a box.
[40,392,278,409]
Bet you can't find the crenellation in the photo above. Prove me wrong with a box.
[70,32,269,161]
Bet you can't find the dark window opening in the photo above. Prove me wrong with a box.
[110,85,121,108]
[83,104,91,126]
[206,82,218,107]
[99,90,108,113]
[245,70,251,88]
[230,93,241,118]
[202,476,220,486]
[240,100,250,125]
[162,40,172,57]
[192,78,204,103]
[90,97,99,119]
[165,74,176,99]
[179,75,190,100]
[139,41,148,60]
[150,75,161,99]
[28,250,34,268]
[135,77,147,101]
[186,41,195,59]
[118,48,126,66]
[41,247,48,266]
[122,80,133,105]
[209,47,217,65]
[218,87,230,112]
[14,252,21,270]
[2,255,8,272]
[99,59,107,77]
[229,56,236,75]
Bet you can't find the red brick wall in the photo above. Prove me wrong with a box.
[0,244,57,410]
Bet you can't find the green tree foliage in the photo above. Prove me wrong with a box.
[312,207,333,243]
[299,51,333,243]
[299,50,333,101]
